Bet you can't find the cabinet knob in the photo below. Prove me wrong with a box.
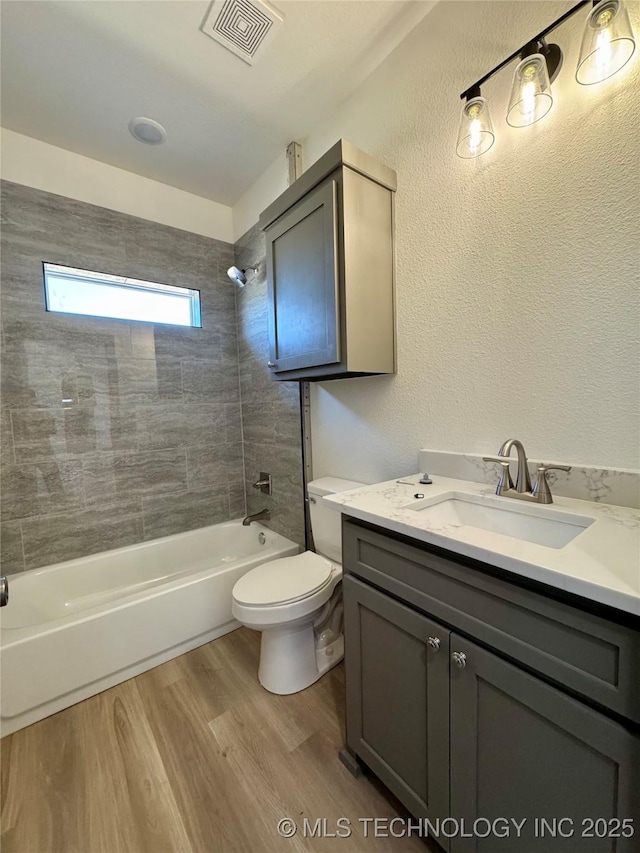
[452,651,467,669]
[267,361,276,368]
[427,637,441,652]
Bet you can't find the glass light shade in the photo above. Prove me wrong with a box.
[576,0,636,84]
[456,96,495,158]
[506,54,553,127]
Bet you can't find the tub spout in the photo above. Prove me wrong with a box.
[242,509,271,526]
[0,576,8,607]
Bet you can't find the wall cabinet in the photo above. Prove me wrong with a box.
[342,520,640,853]
[259,140,396,381]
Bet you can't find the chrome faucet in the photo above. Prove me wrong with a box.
[485,438,532,495]
[483,439,571,504]
[242,508,271,526]
[0,576,8,607]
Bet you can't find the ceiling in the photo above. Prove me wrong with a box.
[0,0,435,206]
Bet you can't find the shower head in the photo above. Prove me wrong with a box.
[227,265,258,288]
[227,266,247,287]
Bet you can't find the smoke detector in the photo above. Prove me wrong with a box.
[200,0,283,65]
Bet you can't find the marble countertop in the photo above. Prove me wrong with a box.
[324,474,640,616]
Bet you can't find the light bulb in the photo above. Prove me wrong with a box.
[467,106,482,152]
[520,64,538,118]
[456,96,495,159]
[576,0,636,84]
[507,54,553,127]
[598,29,612,72]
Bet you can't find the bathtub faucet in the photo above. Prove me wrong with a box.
[0,576,8,607]
[242,509,271,526]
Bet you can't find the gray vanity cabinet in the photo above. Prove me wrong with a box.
[449,634,640,853]
[342,518,640,852]
[343,575,450,830]
[259,140,396,381]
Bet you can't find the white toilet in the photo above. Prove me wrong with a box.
[231,477,363,695]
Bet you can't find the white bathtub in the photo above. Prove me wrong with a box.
[0,520,299,736]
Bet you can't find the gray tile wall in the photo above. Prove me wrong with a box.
[1,180,247,572]
[235,224,305,549]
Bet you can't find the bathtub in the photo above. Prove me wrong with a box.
[0,520,298,737]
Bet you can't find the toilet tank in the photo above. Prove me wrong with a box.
[308,477,365,563]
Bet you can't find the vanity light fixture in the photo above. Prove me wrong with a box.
[456,0,636,157]
[576,0,636,84]
[456,86,495,158]
[506,40,560,127]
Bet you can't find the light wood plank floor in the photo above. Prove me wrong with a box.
[1,628,433,853]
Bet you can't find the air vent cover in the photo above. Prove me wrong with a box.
[201,0,283,65]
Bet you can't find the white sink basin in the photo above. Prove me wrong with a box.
[405,491,595,549]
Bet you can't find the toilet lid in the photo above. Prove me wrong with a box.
[233,551,334,607]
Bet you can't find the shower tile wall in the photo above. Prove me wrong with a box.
[0,180,245,572]
[235,224,305,549]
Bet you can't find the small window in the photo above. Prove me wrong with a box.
[43,263,201,328]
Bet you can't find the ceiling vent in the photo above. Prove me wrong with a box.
[201,0,283,66]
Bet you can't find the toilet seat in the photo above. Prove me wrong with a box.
[233,551,334,607]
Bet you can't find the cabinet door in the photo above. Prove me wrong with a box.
[450,633,640,853]
[343,575,450,828]
[265,179,340,373]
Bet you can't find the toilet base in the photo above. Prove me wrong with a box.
[258,622,344,695]
[316,635,344,677]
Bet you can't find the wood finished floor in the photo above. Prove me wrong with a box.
[1,627,431,853]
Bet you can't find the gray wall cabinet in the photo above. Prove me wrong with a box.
[259,141,396,381]
[342,518,640,853]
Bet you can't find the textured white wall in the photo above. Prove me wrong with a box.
[235,0,640,479]
[233,152,288,242]
[0,129,234,242]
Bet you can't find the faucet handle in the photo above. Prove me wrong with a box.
[482,456,514,493]
[537,463,572,475]
[252,472,272,496]
[532,463,572,504]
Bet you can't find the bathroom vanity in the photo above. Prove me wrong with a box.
[328,478,640,853]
